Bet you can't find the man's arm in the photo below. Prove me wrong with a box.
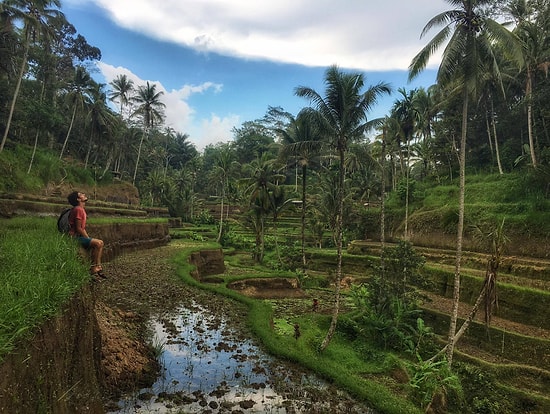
[74,219,89,238]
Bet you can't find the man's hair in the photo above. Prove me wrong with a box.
[67,191,79,206]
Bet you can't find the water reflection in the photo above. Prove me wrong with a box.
[107,302,375,413]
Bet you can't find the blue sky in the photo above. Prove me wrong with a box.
[63,0,448,151]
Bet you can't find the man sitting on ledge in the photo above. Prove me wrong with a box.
[67,191,106,279]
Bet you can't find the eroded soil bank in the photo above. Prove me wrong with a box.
[0,284,104,414]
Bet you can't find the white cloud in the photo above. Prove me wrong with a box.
[195,114,241,150]
[91,0,448,71]
[97,62,232,151]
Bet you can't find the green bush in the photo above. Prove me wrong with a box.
[408,356,463,411]
[194,209,215,225]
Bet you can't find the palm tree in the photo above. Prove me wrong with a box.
[84,82,117,168]
[313,167,341,246]
[412,86,439,145]
[1,0,62,153]
[507,0,550,168]
[131,81,165,185]
[210,143,237,243]
[243,152,285,263]
[171,131,197,169]
[378,119,391,270]
[277,108,324,270]
[479,71,507,175]
[345,142,379,211]
[409,0,521,366]
[112,125,140,180]
[59,66,93,159]
[391,88,418,239]
[295,65,391,351]
[0,5,19,81]
[98,115,125,180]
[382,115,405,190]
[109,74,134,119]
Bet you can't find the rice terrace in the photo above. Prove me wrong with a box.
[1,0,550,413]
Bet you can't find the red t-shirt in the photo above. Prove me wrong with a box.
[68,206,87,237]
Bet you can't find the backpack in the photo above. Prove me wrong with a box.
[57,207,72,234]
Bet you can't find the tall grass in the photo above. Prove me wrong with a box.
[0,217,89,361]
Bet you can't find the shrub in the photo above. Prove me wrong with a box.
[195,209,215,225]
[407,355,463,411]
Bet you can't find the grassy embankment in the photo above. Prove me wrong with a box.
[0,218,89,359]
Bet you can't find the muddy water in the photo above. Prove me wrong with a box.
[107,302,376,413]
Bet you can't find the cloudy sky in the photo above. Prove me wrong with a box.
[63,0,449,151]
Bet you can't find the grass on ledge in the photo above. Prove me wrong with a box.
[0,217,89,361]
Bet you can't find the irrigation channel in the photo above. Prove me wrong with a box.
[106,301,377,413]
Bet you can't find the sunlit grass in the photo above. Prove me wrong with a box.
[0,217,89,361]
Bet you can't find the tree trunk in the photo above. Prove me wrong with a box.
[526,71,537,167]
[301,164,307,270]
[485,112,495,168]
[380,129,387,271]
[259,216,265,263]
[27,130,40,174]
[490,98,504,175]
[404,134,411,240]
[432,257,498,362]
[273,215,281,264]
[446,90,468,367]
[59,104,77,160]
[1,38,30,153]
[100,150,114,180]
[133,129,147,185]
[84,128,94,169]
[217,185,225,243]
[320,144,345,352]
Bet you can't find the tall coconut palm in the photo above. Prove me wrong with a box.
[277,108,324,269]
[59,66,93,159]
[84,82,117,168]
[0,5,19,80]
[171,131,197,169]
[1,0,62,153]
[507,0,550,168]
[412,86,439,144]
[411,86,440,179]
[382,115,405,190]
[210,143,237,243]
[409,0,521,366]
[109,74,134,119]
[131,81,165,185]
[478,68,508,175]
[295,65,391,351]
[391,88,418,240]
[243,152,285,263]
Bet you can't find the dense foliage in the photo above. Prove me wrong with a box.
[0,1,548,213]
